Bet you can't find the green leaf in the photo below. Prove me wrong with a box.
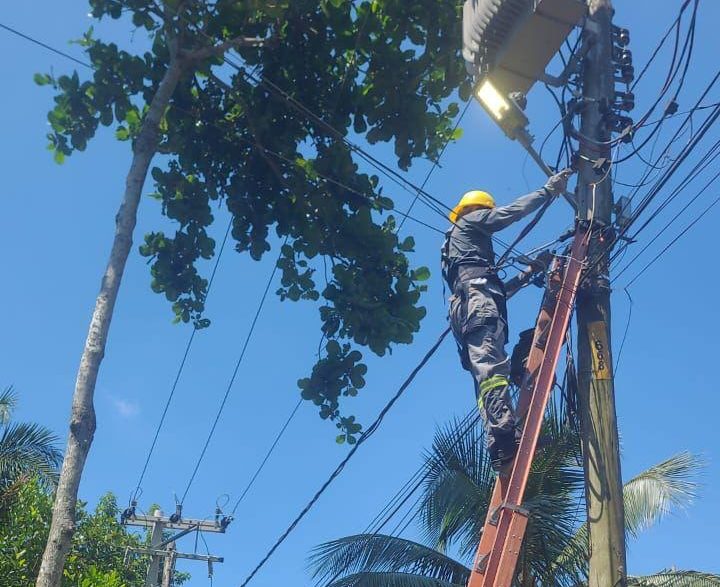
[115,126,130,141]
[400,236,415,252]
[33,73,53,86]
[413,266,431,281]
[335,434,346,445]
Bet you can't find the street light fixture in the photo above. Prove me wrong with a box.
[474,80,529,139]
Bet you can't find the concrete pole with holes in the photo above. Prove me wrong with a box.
[575,1,627,586]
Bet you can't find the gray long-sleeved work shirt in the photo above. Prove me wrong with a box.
[441,188,550,288]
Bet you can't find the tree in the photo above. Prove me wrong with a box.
[37,1,468,582]
[0,386,62,516]
[309,412,719,587]
[0,479,157,587]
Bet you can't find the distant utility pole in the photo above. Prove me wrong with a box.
[162,542,176,587]
[575,1,627,586]
[122,505,229,587]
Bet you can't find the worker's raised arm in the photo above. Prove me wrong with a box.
[473,169,573,233]
[480,190,548,233]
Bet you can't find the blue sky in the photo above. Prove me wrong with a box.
[2,1,719,585]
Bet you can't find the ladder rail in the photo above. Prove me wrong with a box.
[467,255,565,586]
[470,227,589,587]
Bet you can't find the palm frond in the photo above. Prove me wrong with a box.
[629,570,720,586]
[309,534,470,587]
[624,452,701,538]
[327,572,462,587]
[419,406,585,562]
[418,414,494,555]
[549,453,704,585]
[0,422,63,489]
[0,386,18,425]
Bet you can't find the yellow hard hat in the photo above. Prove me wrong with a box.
[449,190,495,223]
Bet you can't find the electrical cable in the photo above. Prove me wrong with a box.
[630,0,694,91]
[179,236,289,505]
[584,85,720,279]
[131,219,233,502]
[621,135,720,244]
[613,288,633,376]
[0,22,92,68]
[398,101,471,231]
[315,410,481,587]
[612,140,720,277]
[237,327,452,587]
[625,192,720,288]
[610,128,720,268]
[229,398,303,515]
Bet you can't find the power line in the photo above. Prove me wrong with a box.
[612,146,720,281]
[311,410,480,587]
[620,135,720,246]
[630,0,694,91]
[0,22,91,68]
[132,220,233,501]
[3,15,476,520]
[230,398,303,515]
[613,287,633,378]
[237,327,452,587]
[583,77,720,278]
[397,101,472,232]
[179,237,289,505]
[624,192,720,288]
[221,9,465,516]
[0,19,449,237]
[607,104,720,269]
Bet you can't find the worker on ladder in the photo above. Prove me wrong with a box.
[441,169,574,470]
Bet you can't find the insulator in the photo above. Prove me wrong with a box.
[613,26,631,46]
[613,47,632,66]
[614,64,634,84]
[614,90,635,112]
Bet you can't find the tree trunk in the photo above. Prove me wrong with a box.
[36,57,185,587]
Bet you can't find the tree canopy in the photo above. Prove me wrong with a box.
[39,0,470,439]
[0,386,62,516]
[0,480,155,587]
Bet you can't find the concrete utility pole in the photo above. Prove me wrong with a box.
[161,542,176,587]
[575,1,627,586]
[123,507,227,587]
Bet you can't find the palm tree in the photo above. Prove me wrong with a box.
[0,386,63,515]
[310,407,719,587]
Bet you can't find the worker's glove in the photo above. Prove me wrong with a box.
[543,168,574,198]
